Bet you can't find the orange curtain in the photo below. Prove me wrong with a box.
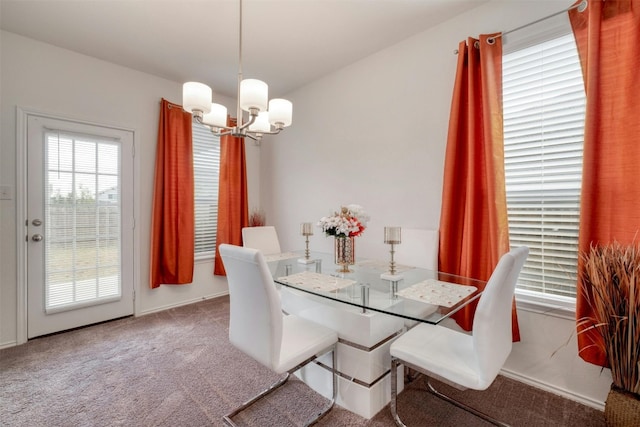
[213,117,249,276]
[570,0,640,366]
[439,34,519,341]
[150,99,195,288]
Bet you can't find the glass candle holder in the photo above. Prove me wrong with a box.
[384,226,402,275]
[384,226,401,245]
[301,222,313,260]
[301,222,314,236]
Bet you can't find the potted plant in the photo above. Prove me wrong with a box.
[248,208,266,227]
[579,242,640,426]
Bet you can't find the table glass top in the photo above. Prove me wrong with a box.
[267,251,485,325]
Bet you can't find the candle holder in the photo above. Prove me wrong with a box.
[298,222,315,264]
[381,226,403,286]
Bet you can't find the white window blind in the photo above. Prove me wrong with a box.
[503,33,585,299]
[45,132,121,311]
[193,123,220,258]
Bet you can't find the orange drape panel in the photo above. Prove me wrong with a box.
[570,0,640,366]
[150,99,195,288]
[439,35,519,341]
[213,117,249,276]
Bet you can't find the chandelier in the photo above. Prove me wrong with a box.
[182,0,292,141]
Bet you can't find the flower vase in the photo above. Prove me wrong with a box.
[335,236,355,273]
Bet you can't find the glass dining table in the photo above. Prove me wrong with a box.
[265,250,485,326]
[262,250,486,419]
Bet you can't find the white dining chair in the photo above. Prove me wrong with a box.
[389,246,529,427]
[242,225,282,255]
[394,228,439,270]
[394,228,439,330]
[219,244,338,427]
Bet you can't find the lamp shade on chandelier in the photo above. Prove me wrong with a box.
[182,0,292,141]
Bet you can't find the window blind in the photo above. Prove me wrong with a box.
[192,123,221,257]
[503,33,585,299]
[45,133,121,310]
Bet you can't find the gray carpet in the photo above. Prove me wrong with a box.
[0,296,605,426]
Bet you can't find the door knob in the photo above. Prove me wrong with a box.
[31,234,43,242]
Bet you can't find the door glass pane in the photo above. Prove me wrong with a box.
[45,132,121,311]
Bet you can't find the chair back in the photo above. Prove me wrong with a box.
[472,246,528,384]
[219,244,283,370]
[242,226,282,255]
[394,228,439,270]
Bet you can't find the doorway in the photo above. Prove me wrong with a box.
[23,113,135,339]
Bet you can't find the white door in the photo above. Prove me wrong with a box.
[26,115,135,338]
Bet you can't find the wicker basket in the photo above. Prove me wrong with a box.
[605,385,640,427]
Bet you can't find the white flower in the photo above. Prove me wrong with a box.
[317,204,369,237]
[346,204,370,226]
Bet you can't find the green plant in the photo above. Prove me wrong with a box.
[579,242,640,395]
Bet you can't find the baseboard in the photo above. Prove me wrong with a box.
[0,340,18,350]
[500,368,605,411]
[137,291,229,317]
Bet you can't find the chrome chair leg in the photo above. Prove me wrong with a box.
[224,343,337,427]
[223,373,291,427]
[305,344,337,426]
[390,357,510,427]
[390,357,408,427]
[425,380,510,427]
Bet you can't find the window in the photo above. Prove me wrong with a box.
[193,123,220,258]
[503,33,586,301]
[45,132,122,310]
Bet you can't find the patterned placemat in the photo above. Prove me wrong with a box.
[396,279,477,307]
[356,259,415,273]
[264,252,299,262]
[277,271,356,292]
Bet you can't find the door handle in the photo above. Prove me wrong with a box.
[31,234,43,242]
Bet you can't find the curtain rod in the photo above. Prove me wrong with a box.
[454,0,588,53]
[492,0,588,42]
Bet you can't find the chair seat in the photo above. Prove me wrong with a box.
[275,315,338,374]
[390,322,490,390]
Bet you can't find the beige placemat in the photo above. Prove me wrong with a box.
[277,271,356,292]
[264,252,298,262]
[396,279,477,307]
[356,259,415,273]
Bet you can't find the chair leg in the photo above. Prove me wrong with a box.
[425,380,510,427]
[224,344,338,427]
[223,372,291,427]
[304,344,338,427]
[391,357,509,427]
[390,357,408,427]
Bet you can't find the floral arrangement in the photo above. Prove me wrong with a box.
[318,204,369,238]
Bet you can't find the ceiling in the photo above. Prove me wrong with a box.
[1,0,488,99]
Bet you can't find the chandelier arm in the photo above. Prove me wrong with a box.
[212,128,234,137]
[192,113,234,133]
[251,128,282,136]
[242,131,260,142]
[236,109,259,131]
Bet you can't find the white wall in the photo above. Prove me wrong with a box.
[0,31,261,346]
[260,0,611,409]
